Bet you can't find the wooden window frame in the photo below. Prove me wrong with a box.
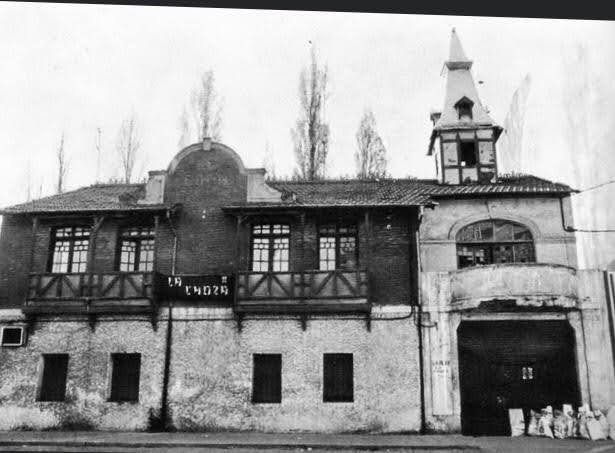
[47,226,91,274]
[440,130,497,185]
[252,353,282,404]
[318,222,359,271]
[456,220,535,269]
[115,226,156,272]
[323,353,354,403]
[249,224,290,272]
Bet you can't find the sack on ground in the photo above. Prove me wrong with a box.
[527,410,541,437]
[595,410,609,438]
[553,410,568,439]
[509,408,525,437]
[587,412,606,441]
[578,406,591,440]
[539,406,554,438]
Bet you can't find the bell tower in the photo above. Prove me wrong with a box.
[428,29,503,185]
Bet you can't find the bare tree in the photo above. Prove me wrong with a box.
[291,46,330,180]
[498,74,532,174]
[56,132,68,194]
[355,109,388,179]
[95,127,103,183]
[188,70,223,142]
[177,106,191,150]
[116,115,142,184]
[263,141,277,181]
[25,161,32,202]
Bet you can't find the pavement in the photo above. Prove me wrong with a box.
[0,431,614,453]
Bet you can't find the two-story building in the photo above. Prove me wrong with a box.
[0,30,612,434]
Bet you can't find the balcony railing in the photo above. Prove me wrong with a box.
[235,269,370,314]
[25,272,155,315]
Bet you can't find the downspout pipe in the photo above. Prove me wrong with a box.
[413,205,427,434]
[160,207,179,431]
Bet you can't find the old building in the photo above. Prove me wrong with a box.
[0,30,613,434]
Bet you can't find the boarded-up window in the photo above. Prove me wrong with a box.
[109,353,141,402]
[38,354,69,401]
[252,354,282,403]
[323,353,353,402]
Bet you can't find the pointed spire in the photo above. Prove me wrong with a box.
[445,28,472,70]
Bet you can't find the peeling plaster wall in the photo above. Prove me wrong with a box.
[420,197,577,272]
[0,318,166,431]
[167,307,421,433]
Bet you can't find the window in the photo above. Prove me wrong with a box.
[251,224,290,272]
[457,101,473,120]
[323,353,353,402]
[38,354,69,401]
[319,224,358,271]
[456,220,535,269]
[440,132,497,185]
[252,354,282,403]
[118,227,155,272]
[109,353,141,402]
[1,326,25,346]
[49,227,90,273]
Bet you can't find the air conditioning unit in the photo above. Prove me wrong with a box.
[1,326,26,347]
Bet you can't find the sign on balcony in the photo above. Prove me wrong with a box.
[157,274,234,301]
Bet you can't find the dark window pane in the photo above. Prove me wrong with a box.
[1,327,23,345]
[493,244,514,264]
[514,243,535,263]
[323,353,353,403]
[110,353,141,402]
[252,354,281,403]
[39,354,69,402]
[513,224,532,241]
[460,141,477,167]
[457,246,475,268]
[338,236,357,270]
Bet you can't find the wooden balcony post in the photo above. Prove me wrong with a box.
[364,210,371,303]
[87,216,105,298]
[28,216,38,275]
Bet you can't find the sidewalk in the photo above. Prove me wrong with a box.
[0,431,613,452]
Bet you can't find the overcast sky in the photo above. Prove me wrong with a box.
[0,4,614,266]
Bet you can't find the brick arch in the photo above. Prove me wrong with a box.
[447,214,542,241]
[167,141,247,176]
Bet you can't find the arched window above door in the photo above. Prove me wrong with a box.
[456,219,535,268]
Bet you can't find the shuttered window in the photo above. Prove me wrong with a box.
[109,353,141,402]
[38,354,69,401]
[252,354,282,403]
[323,353,353,402]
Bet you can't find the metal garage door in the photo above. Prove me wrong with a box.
[457,320,581,436]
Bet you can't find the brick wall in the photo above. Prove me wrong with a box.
[0,215,33,307]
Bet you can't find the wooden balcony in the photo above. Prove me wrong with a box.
[25,272,155,315]
[235,270,370,314]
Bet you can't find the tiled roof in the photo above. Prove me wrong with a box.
[244,174,574,209]
[0,175,574,215]
[0,184,167,215]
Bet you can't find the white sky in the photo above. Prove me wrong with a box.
[0,3,614,266]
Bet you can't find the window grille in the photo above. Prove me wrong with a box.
[251,224,290,272]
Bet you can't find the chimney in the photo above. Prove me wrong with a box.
[138,170,166,205]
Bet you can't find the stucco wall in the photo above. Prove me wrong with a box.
[0,317,166,431]
[420,197,577,272]
[167,306,421,433]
